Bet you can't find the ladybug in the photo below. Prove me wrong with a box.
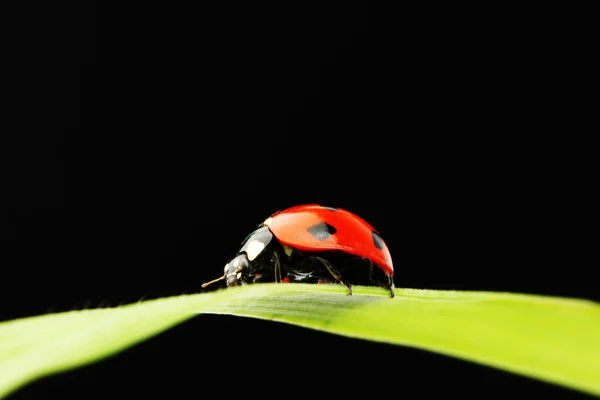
[202,204,395,297]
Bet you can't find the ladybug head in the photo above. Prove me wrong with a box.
[223,254,250,286]
[201,254,250,289]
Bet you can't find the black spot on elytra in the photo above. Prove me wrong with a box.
[307,222,337,240]
[372,231,384,250]
[319,205,339,211]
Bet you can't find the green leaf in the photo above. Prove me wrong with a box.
[1,284,599,398]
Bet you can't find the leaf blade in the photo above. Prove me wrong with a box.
[1,284,599,399]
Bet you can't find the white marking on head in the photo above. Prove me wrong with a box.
[233,258,240,267]
[245,240,265,261]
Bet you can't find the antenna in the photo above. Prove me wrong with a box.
[201,275,225,288]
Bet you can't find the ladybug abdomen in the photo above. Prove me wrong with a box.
[264,204,393,275]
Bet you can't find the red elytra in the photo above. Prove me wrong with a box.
[263,204,394,275]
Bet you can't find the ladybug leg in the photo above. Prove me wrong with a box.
[272,250,282,283]
[384,274,395,298]
[367,258,395,298]
[253,250,283,283]
[312,256,353,296]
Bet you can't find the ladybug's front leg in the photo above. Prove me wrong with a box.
[272,250,282,283]
[251,248,283,284]
[310,256,353,296]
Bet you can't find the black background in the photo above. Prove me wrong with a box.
[1,2,597,399]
